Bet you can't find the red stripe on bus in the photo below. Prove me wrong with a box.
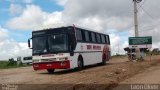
[33,60,70,70]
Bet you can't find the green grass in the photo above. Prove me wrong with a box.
[0,61,31,69]
[111,54,127,58]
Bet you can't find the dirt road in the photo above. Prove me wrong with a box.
[0,55,160,90]
[0,56,128,84]
[121,65,160,84]
[113,56,160,90]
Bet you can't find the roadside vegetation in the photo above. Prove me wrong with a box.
[111,54,127,58]
[151,48,160,55]
[0,60,31,69]
[141,48,160,56]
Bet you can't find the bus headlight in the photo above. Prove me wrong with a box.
[32,60,40,63]
[59,57,68,61]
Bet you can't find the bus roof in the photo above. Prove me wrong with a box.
[32,26,109,36]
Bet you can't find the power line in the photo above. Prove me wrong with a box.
[137,0,146,9]
[138,4,155,20]
[141,0,146,6]
[109,0,159,34]
[137,2,160,32]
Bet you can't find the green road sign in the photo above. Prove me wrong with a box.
[129,36,152,49]
[129,36,152,45]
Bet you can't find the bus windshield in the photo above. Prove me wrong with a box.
[32,34,68,55]
[48,34,68,53]
[33,36,47,55]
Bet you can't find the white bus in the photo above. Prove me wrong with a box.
[22,56,32,64]
[28,25,111,73]
[17,56,32,65]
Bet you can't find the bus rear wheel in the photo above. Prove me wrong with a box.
[102,54,107,65]
[47,69,55,74]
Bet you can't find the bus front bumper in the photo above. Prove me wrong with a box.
[33,60,70,70]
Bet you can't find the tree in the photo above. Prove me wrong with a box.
[152,48,160,55]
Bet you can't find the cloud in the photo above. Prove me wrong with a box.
[139,26,160,49]
[110,33,119,55]
[0,40,32,60]
[5,0,160,57]
[54,0,68,6]
[62,0,160,52]
[9,4,23,15]
[62,0,133,32]
[109,33,128,55]
[0,26,31,60]
[6,5,63,30]
[62,0,160,34]
[63,0,132,18]
[43,11,63,26]
[6,5,44,30]
[0,26,8,40]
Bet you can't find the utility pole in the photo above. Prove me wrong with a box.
[133,0,142,60]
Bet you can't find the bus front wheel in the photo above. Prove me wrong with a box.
[47,69,55,74]
[77,57,83,70]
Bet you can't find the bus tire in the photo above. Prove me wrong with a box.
[47,69,55,74]
[77,56,83,70]
[102,54,107,65]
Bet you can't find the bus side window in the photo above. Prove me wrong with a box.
[96,33,101,43]
[88,32,92,42]
[101,35,105,44]
[91,32,96,43]
[76,28,82,41]
[81,30,86,42]
[107,35,110,44]
[105,35,108,44]
[85,31,90,42]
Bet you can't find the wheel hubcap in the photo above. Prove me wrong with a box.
[78,60,82,68]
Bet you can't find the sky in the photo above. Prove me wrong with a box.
[0,0,160,60]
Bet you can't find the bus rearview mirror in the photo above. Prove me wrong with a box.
[28,38,32,49]
[70,50,74,56]
[69,44,74,56]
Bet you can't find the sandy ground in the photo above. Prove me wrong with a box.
[0,55,160,90]
[121,65,160,84]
